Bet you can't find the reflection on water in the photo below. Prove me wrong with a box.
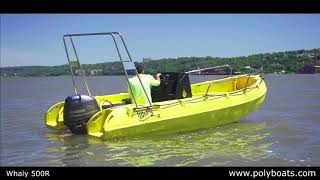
[45,133,91,166]
[44,121,272,166]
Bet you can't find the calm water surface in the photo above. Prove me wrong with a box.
[1,74,320,166]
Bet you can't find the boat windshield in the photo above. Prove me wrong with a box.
[62,32,152,108]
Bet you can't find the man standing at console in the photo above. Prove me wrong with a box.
[128,63,161,105]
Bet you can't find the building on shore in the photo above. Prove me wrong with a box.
[75,69,103,76]
[298,65,320,74]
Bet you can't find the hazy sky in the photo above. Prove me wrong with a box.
[1,14,319,67]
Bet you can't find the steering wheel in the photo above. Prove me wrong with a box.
[154,73,166,79]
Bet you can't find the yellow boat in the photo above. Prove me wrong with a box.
[44,32,267,139]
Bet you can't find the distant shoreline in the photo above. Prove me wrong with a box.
[1,48,319,77]
[2,73,319,79]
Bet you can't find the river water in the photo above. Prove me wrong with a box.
[1,74,319,166]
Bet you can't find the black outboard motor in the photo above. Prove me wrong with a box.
[63,94,100,134]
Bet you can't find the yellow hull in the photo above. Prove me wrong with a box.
[45,75,267,139]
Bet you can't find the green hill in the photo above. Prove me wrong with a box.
[1,48,319,77]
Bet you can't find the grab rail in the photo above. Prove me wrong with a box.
[158,74,264,110]
[185,64,233,77]
[204,74,251,96]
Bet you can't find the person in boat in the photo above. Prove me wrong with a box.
[128,63,161,105]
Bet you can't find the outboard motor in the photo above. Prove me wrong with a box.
[63,94,100,134]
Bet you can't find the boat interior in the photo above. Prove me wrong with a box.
[95,73,258,110]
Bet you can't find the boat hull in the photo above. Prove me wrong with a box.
[87,75,267,139]
[45,74,267,139]
[101,93,266,139]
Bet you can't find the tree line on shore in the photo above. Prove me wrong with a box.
[1,48,319,77]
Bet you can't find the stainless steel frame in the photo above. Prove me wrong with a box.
[185,64,233,77]
[63,32,152,108]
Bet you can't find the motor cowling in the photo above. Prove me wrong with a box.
[63,94,100,134]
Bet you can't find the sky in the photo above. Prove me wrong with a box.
[1,14,320,67]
